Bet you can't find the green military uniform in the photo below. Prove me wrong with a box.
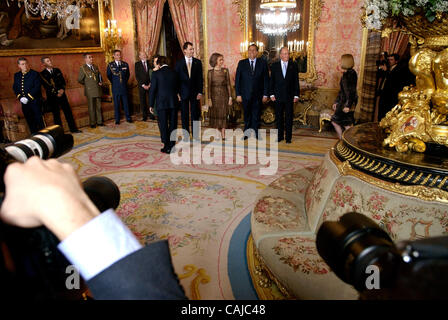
[78,64,104,126]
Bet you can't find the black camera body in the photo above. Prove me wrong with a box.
[0,125,120,300]
[316,212,448,299]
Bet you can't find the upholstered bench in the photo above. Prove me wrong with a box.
[250,149,448,299]
[318,108,334,132]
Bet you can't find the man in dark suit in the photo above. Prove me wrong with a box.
[0,157,187,300]
[235,44,269,139]
[149,56,179,154]
[135,51,155,121]
[107,49,132,124]
[40,57,81,133]
[12,57,44,134]
[175,42,203,140]
[378,53,414,121]
[269,47,300,143]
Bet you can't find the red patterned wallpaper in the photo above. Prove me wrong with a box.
[314,0,364,88]
[206,0,244,85]
[112,0,137,85]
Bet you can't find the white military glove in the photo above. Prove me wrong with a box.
[20,97,29,104]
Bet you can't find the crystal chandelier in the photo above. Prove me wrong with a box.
[255,9,300,36]
[4,0,110,19]
[260,0,296,9]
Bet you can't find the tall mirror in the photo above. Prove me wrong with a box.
[234,0,322,83]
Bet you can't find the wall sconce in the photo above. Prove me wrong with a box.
[103,19,123,62]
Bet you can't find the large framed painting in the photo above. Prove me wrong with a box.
[0,0,110,56]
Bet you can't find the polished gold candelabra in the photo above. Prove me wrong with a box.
[103,19,123,63]
[239,41,265,58]
[287,40,307,59]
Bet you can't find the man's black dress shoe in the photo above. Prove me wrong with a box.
[286,140,292,144]
[71,129,82,133]
[98,123,105,126]
[115,121,120,125]
[126,119,133,123]
[141,118,147,121]
[277,138,284,142]
[90,125,96,128]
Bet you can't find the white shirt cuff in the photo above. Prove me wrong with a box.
[294,96,299,99]
[58,209,142,281]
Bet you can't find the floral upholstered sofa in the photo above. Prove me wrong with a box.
[251,150,448,299]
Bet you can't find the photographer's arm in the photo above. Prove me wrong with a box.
[0,157,100,238]
[0,157,186,300]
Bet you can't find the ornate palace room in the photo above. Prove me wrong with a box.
[0,0,447,302]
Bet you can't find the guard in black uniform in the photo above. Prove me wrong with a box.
[40,57,81,133]
[12,57,44,134]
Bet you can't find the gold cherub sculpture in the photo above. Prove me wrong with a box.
[380,47,448,152]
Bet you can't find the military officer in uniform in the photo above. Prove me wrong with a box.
[12,57,45,134]
[107,49,132,124]
[78,53,104,128]
[40,56,81,133]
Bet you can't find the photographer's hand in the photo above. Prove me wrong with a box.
[0,157,100,240]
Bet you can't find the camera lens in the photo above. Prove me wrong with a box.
[4,125,73,162]
[316,212,400,291]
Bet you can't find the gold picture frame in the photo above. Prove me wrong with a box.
[232,0,323,83]
[0,1,111,57]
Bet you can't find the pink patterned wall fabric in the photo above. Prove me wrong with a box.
[113,0,137,84]
[314,0,364,89]
[206,0,244,85]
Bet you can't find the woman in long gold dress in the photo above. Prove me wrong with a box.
[208,53,232,139]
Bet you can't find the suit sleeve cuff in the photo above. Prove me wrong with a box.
[57,209,142,281]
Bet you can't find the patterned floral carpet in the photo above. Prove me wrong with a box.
[59,119,335,300]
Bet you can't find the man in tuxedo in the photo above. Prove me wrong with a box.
[135,51,155,121]
[12,57,45,134]
[0,157,187,300]
[78,53,104,128]
[40,57,81,133]
[269,47,300,143]
[235,44,269,139]
[107,49,132,124]
[149,56,179,154]
[175,42,203,140]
